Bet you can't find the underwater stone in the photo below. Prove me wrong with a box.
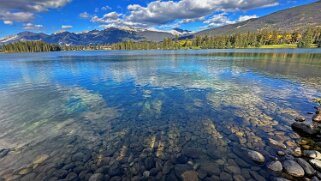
[291,122,319,135]
[247,150,265,163]
[304,150,321,159]
[295,116,306,122]
[0,149,10,158]
[268,138,286,149]
[181,171,199,181]
[267,161,283,172]
[144,157,156,170]
[313,114,321,122]
[310,159,321,171]
[88,173,104,181]
[283,160,305,177]
[220,172,233,181]
[297,158,316,176]
[182,148,202,159]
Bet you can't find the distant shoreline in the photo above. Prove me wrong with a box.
[1,47,321,54]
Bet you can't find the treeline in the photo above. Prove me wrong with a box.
[1,41,61,53]
[62,45,111,51]
[0,42,112,53]
[111,28,321,50]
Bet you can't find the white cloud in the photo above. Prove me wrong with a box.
[0,0,71,23]
[79,12,90,19]
[88,0,277,30]
[204,13,236,27]
[23,23,43,30]
[126,0,278,26]
[103,12,120,20]
[91,12,122,24]
[101,6,111,11]
[238,15,258,22]
[180,16,206,24]
[3,20,13,25]
[61,25,72,29]
[0,11,34,23]
[204,14,258,27]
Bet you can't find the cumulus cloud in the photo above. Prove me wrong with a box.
[0,0,71,23]
[79,12,90,19]
[91,12,124,25]
[3,20,13,25]
[61,25,72,29]
[0,11,34,23]
[101,6,111,11]
[92,11,149,29]
[89,0,277,30]
[238,15,258,22]
[23,23,43,30]
[126,0,278,26]
[180,16,206,24]
[204,13,236,27]
[204,14,258,27]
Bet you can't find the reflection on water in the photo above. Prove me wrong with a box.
[0,49,320,181]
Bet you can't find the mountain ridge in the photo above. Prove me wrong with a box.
[0,28,191,45]
[1,1,321,45]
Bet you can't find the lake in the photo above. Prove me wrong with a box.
[0,49,321,181]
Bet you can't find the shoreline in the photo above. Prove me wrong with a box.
[0,46,320,54]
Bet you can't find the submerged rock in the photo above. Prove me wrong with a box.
[89,173,104,181]
[182,148,202,159]
[309,159,321,171]
[277,151,286,156]
[295,116,306,122]
[303,150,321,159]
[269,138,286,149]
[297,158,316,176]
[181,171,199,181]
[313,114,321,122]
[291,122,319,135]
[175,164,193,179]
[220,172,233,181]
[199,161,220,176]
[143,171,150,177]
[247,150,265,163]
[144,157,156,170]
[267,161,283,172]
[108,162,123,177]
[283,160,305,177]
[293,147,302,157]
[0,149,10,158]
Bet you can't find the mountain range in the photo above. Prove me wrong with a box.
[1,1,321,46]
[0,28,190,46]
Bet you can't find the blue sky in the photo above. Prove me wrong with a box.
[0,0,318,37]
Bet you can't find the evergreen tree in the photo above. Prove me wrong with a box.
[298,29,314,48]
[317,34,321,48]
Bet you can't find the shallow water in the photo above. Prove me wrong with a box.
[0,49,321,181]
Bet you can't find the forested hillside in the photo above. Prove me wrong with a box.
[196,0,321,37]
[1,41,61,53]
[111,29,321,50]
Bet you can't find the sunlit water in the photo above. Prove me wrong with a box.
[0,49,321,181]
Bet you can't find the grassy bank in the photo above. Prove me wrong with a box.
[260,44,318,49]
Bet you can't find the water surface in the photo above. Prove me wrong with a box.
[0,49,321,181]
